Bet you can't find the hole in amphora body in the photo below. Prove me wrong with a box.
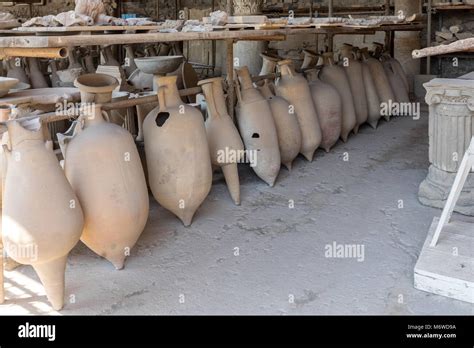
[252,133,260,139]
[156,112,170,127]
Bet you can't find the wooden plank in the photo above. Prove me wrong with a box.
[414,217,474,304]
[0,24,425,49]
[413,38,474,58]
[14,25,162,33]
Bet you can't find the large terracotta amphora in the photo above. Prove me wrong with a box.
[339,44,368,133]
[198,77,245,205]
[382,57,410,104]
[360,48,395,121]
[235,66,281,186]
[143,75,212,226]
[58,103,149,270]
[275,59,321,161]
[319,52,356,142]
[377,51,410,105]
[305,69,342,152]
[0,105,11,208]
[355,47,381,129]
[259,52,280,76]
[2,119,83,310]
[257,79,302,170]
[374,42,409,92]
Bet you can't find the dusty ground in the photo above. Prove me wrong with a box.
[1,110,473,315]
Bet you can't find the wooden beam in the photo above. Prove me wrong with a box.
[0,25,425,49]
[412,38,474,58]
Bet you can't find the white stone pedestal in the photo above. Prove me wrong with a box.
[418,78,474,215]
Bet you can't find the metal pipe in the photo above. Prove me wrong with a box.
[0,47,68,59]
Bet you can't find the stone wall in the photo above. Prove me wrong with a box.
[426,11,474,78]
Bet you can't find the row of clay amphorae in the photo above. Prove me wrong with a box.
[0,74,149,310]
[234,44,409,188]
[0,72,242,310]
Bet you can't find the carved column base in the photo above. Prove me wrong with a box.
[418,165,474,216]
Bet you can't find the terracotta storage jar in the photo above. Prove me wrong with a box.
[2,119,84,310]
[319,52,357,142]
[305,69,342,152]
[235,66,281,186]
[275,59,322,161]
[143,75,212,226]
[199,77,245,204]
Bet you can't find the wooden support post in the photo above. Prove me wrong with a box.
[431,137,474,247]
[327,0,334,52]
[226,39,235,120]
[385,0,390,15]
[427,0,432,74]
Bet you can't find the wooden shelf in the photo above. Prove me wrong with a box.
[432,4,474,10]
[0,23,424,49]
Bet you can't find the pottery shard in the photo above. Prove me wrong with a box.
[23,15,57,27]
[55,11,94,26]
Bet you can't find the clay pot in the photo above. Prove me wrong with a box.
[381,54,410,103]
[359,52,382,129]
[49,61,61,87]
[305,69,342,152]
[135,91,158,141]
[67,48,83,70]
[382,57,410,104]
[235,66,281,186]
[0,105,11,208]
[300,49,319,70]
[6,58,30,84]
[198,77,245,205]
[387,54,409,93]
[27,58,49,89]
[339,45,368,134]
[101,45,120,67]
[143,75,212,226]
[275,59,321,161]
[109,91,130,127]
[259,52,279,76]
[58,104,149,270]
[2,119,83,310]
[128,69,153,91]
[319,52,357,142]
[83,50,96,74]
[123,45,138,78]
[0,77,19,97]
[360,48,395,121]
[74,73,119,104]
[258,79,302,170]
[375,44,409,93]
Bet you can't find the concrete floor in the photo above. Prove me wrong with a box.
[1,110,473,315]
